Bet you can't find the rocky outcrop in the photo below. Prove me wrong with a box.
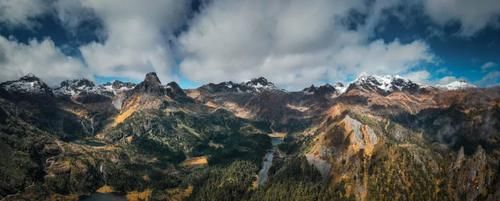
[0,74,53,95]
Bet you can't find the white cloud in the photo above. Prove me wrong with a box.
[0,0,190,84]
[0,0,47,28]
[7,0,495,89]
[330,40,434,80]
[0,36,88,86]
[422,0,500,36]
[436,76,460,85]
[178,0,434,89]
[402,70,431,84]
[77,0,190,82]
[481,61,497,71]
[478,71,500,87]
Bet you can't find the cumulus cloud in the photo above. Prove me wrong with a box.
[77,0,190,82]
[436,76,460,85]
[0,36,88,85]
[478,71,500,87]
[179,0,351,88]
[0,0,191,84]
[331,40,434,79]
[0,0,47,28]
[402,70,431,84]
[1,0,497,89]
[422,0,500,36]
[178,0,434,89]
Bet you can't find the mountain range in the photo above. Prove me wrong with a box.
[0,72,498,201]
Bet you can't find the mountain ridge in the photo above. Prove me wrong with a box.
[0,73,481,97]
[0,72,498,201]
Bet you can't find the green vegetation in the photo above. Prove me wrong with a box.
[187,160,257,201]
[248,156,353,201]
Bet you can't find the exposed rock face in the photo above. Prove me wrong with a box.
[55,79,96,96]
[104,80,136,91]
[165,81,189,101]
[243,77,278,92]
[449,146,490,201]
[0,74,53,95]
[129,72,190,103]
[299,84,500,201]
[132,72,165,95]
[303,84,336,96]
[198,77,279,94]
[303,83,347,97]
[347,74,422,95]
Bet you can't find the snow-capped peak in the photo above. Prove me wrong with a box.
[244,77,277,92]
[201,77,280,93]
[303,82,346,96]
[334,82,347,94]
[54,79,107,96]
[350,74,420,94]
[436,80,476,90]
[102,80,136,94]
[0,74,52,94]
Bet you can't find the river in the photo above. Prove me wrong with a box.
[257,136,283,186]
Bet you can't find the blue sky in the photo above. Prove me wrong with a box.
[0,0,499,89]
[374,9,500,84]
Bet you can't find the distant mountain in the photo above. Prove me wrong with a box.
[199,77,279,93]
[302,83,346,96]
[0,73,53,95]
[102,80,136,94]
[54,79,106,96]
[129,72,189,102]
[243,77,278,92]
[346,74,422,95]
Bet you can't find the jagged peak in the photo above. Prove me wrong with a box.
[302,82,346,96]
[349,73,420,94]
[130,73,190,102]
[241,76,279,93]
[166,81,182,89]
[165,81,188,99]
[103,80,136,90]
[60,78,95,88]
[54,78,105,96]
[201,77,280,93]
[144,72,162,85]
[244,77,275,88]
[132,72,164,95]
[0,73,52,94]
[354,74,408,85]
[20,73,37,79]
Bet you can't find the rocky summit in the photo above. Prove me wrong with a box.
[0,72,499,201]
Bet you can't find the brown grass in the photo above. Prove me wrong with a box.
[96,185,114,193]
[268,132,286,139]
[113,96,140,126]
[126,188,152,201]
[166,185,193,201]
[181,156,208,167]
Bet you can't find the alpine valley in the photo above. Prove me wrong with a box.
[0,72,499,201]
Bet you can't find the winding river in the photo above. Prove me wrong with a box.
[257,136,283,186]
